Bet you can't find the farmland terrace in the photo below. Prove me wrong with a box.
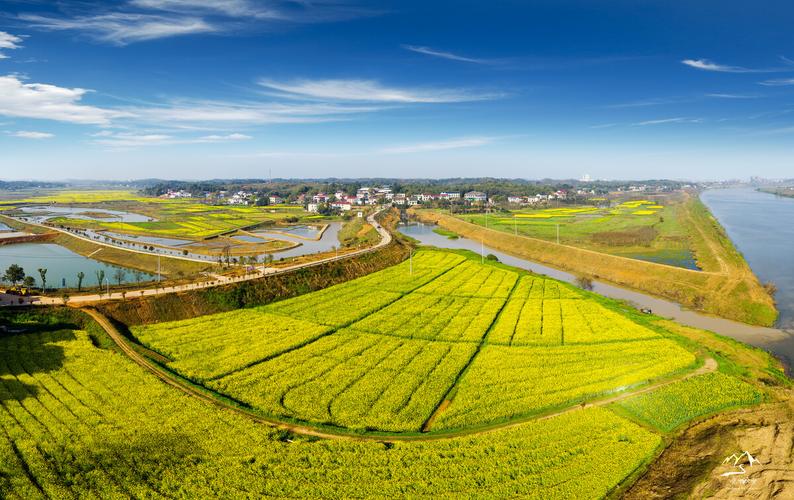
[0,248,789,498]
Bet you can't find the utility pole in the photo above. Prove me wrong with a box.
[105,277,110,299]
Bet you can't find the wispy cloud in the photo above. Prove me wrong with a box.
[682,58,789,73]
[705,93,761,99]
[20,13,215,45]
[0,75,128,125]
[380,136,496,154]
[9,130,54,139]
[126,99,378,126]
[604,97,690,109]
[259,78,501,103]
[92,130,252,148]
[633,117,702,126]
[18,1,378,45]
[588,123,618,129]
[758,78,794,86]
[0,31,23,59]
[402,45,492,64]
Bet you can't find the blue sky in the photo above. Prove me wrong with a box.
[1,0,794,181]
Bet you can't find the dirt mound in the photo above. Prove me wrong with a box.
[623,397,794,499]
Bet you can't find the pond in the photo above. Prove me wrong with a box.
[12,206,154,223]
[399,222,794,373]
[257,222,343,259]
[0,243,155,288]
[256,224,325,240]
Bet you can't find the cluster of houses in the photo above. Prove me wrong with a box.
[159,189,193,199]
[305,188,493,212]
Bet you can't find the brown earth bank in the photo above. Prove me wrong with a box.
[411,196,776,326]
[622,399,794,499]
[95,235,411,326]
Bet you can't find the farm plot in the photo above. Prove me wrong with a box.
[210,330,476,432]
[260,250,465,326]
[352,293,505,342]
[0,317,662,499]
[615,372,762,431]
[413,260,517,298]
[488,281,662,346]
[131,310,332,381]
[434,339,696,430]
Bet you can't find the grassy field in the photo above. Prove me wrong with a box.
[413,192,777,326]
[337,216,379,247]
[463,196,695,267]
[131,249,701,434]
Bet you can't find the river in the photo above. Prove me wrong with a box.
[700,188,794,331]
[399,218,794,373]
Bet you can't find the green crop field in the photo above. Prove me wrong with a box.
[615,372,762,432]
[131,249,698,434]
[0,248,778,497]
[0,189,312,240]
[0,310,663,498]
[459,195,699,269]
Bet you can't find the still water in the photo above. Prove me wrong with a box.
[399,220,794,372]
[701,188,794,331]
[0,243,155,288]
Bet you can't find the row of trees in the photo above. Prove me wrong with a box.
[2,264,145,292]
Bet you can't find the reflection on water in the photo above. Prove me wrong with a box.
[101,231,193,247]
[399,222,794,373]
[0,243,154,288]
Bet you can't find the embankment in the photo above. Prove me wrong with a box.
[96,236,411,325]
[412,203,776,326]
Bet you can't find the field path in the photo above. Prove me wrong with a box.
[83,306,716,442]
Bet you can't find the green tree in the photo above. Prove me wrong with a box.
[77,272,85,292]
[23,276,36,289]
[3,264,25,286]
[38,268,47,291]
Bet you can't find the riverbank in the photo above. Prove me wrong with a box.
[410,193,776,326]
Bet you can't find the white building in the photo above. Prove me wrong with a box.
[464,191,487,203]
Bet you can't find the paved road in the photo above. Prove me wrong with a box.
[1,210,392,307]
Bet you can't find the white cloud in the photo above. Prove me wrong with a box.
[129,0,282,19]
[0,75,126,125]
[758,78,794,86]
[259,78,500,103]
[92,130,252,148]
[402,45,491,64]
[197,133,251,142]
[10,131,54,139]
[126,100,377,126]
[634,117,702,126]
[0,31,23,59]
[20,13,215,45]
[380,136,496,154]
[681,58,787,73]
[705,93,760,99]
